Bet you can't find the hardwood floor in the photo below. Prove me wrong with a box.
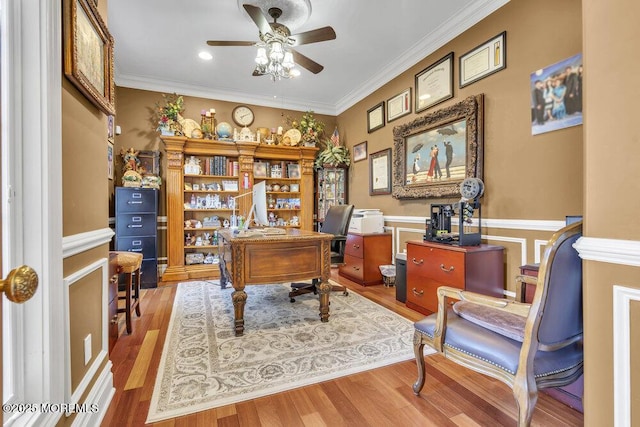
[101,269,584,426]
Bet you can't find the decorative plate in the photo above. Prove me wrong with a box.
[283,128,302,146]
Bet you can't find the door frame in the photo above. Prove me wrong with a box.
[2,0,64,425]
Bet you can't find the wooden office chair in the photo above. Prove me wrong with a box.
[289,204,354,302]
[110,251,143,334]
[413,221,583,426]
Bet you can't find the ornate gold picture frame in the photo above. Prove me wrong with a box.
[392,94,484,199]
[63,0,115,115]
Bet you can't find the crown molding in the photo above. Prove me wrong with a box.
[115,74,337,115]
[116,0,509,115]
[334,0,510,114]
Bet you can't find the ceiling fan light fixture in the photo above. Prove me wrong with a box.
[255,47,268,65]
[268,41,285,61]
[282,51,294,69]
[209,2,332,80]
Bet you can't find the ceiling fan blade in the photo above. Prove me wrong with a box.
[207,40,255,47]
[291,49,324,74]
[290,26,336,46]
[243,4,272,36]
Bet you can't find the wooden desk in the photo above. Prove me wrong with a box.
[219,228,334,336]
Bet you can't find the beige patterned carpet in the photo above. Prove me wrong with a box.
[147,280,428,423]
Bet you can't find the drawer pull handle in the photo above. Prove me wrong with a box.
[352,266,360,271]
[127,201,143,204]
[129,248,143,252]
[128,224,143,228]
[412,288,424,297]
[352,244,360,249]
[440,264,455,273]
[412,258,424,265]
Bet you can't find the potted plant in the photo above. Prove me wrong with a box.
[153,93,184,135]
[314,135,351,169]
[288,110,325,147]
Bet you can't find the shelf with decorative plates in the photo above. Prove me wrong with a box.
[161,136,317,283]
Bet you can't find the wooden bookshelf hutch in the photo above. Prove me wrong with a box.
[161,136,318,282]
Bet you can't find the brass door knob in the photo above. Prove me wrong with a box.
[0,265,38,303]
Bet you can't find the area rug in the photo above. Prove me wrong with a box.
[147,280,431,422]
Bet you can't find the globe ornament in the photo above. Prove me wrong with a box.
[216,122,233,140]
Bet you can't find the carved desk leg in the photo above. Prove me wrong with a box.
[316,237,331,322]
[316,280,330,322]
[231,242,246,336]
[232,289,247,336]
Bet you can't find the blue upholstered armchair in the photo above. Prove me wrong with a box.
[413,221,583,426]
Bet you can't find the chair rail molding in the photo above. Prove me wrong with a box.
[573,237,640,267]
[62,228,115,259]
[384,215,565,232]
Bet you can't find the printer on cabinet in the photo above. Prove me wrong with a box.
[348,209,384,234]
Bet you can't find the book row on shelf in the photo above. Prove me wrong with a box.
[184,155,239,176]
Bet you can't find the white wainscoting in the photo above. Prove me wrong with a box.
[62,257,114,425]
[383,216,562,298]
[612,285,640,427]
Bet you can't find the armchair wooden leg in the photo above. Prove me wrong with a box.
[514,375,538,426]
[412,331,427,395]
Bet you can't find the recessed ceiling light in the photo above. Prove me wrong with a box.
[198,51,213,60]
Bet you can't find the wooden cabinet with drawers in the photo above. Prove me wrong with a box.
[406,240,504,314]
[339,232,392,286]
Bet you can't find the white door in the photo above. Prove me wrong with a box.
[2,0,64,426]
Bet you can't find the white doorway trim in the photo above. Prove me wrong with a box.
[2,0,64,425]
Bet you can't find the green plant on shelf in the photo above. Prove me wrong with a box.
[314,138,350,169]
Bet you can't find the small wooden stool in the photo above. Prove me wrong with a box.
[110,251,143,334]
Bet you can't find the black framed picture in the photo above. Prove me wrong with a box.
[367,102,385,133]
[369,148,392,195]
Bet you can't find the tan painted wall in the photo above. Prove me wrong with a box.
[60,1,112,424]
[337,0,583,221]
[582,0,640,424]
[112,88,337,262]
[112,87,337,216]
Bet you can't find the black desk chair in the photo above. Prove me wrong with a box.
[289,204,354,302]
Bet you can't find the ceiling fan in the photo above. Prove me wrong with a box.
[206,4,336,77]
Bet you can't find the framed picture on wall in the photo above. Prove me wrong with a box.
[392,94,484,199]
[63,0,115,115]
[107,141,114,180]
[369,148,392,195]
[367,102,385,133]
[459,31,506,88]
[107,114,114,144]
[387,88,412,122]
[353,141,368,162]
[415,52,454,113]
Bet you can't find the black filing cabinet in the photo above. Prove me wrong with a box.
[115,187,158,288]
[395,253,407,303]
